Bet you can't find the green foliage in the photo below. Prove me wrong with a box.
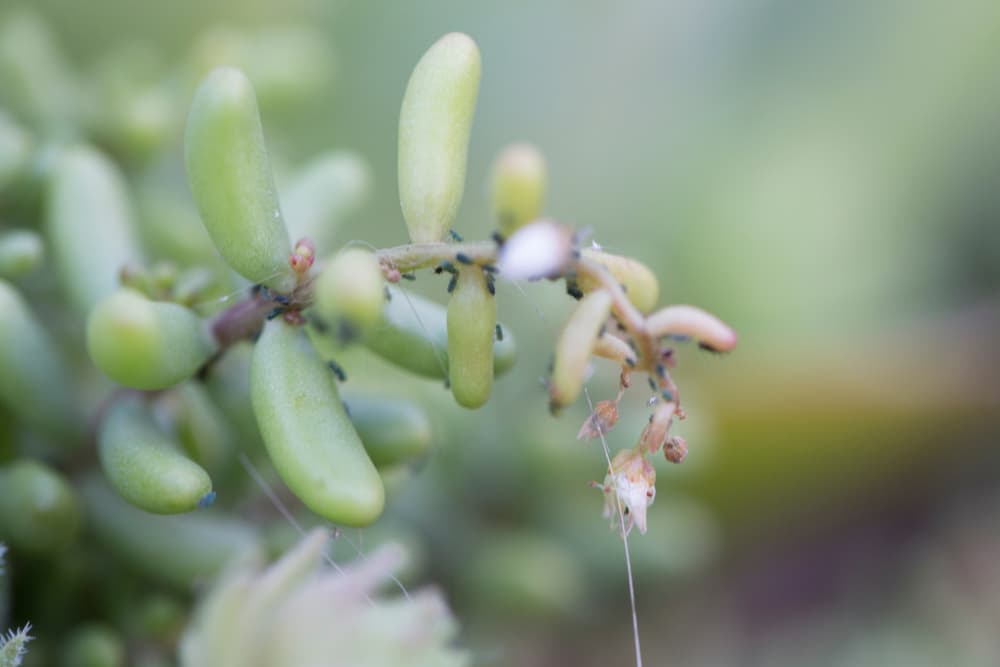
[0,15,736,664]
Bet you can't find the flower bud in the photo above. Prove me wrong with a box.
[577,248,659,313]
[398,33,481,242]
[646,304,737,352]
[491,142,547,237]
[664,435,688,464]
[550,289,613,411]
[496,219,574,281]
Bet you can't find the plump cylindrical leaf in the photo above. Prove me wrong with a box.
[251,319,384,527]
[80,475,262,590]
[0,279,80,438]
[311,248,384,338]
[364,286,515,380]
[491,142,547,238]
[46,145,144,316]
[447,266,495,408]
[577,248,659,314]
[0,229,43,279]
[550,289,613,411]
[98,396,214,514]
[62,624,126,667]
[184,67,295,293]
[87,288,216,390]
[173,381,235,476]
[0,110,31,191]
[344,394,433,468]
[282,151,371,255]
[0,459,81,554]
[398,33,481,242]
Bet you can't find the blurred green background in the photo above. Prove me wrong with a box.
[4,0,1000,665]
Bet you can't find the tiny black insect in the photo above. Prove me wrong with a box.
[647,376,658,391]
[490,231,505,245]
[435,261,457,275]
[698,341,722,354]
[485,273,496,295]
[327,361,347,382]
[455,252,473,265]
[266,308,284,320]
[447,275,458,293]
[448,229,464,242]
[401,272,416,281]
[495,323,503,341]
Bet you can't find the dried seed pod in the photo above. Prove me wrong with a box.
[550,289,613,411]
[184,67,296,293]
[664,435,688,464]
[646,304,738,352]
[99,396,214,515]
[447,266,496,408]
[398,33,481,243]
[577,248,659,314]
[87,288,217,390]
[491,142,547,237]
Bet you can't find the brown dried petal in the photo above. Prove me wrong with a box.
[577,399,619,440]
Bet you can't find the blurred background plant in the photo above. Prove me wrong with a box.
[1,1,999,666]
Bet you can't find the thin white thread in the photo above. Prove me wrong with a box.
[394,282,450,380]
[584,386,643,667]
[238,455,387,605]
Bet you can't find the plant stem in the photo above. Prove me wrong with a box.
[376,241,497,275]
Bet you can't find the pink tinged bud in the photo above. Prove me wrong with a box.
[289,237,316,274]
[639,400,676,454]
[645,305,737,353]
[496,219,574,281]
[664,435,688,464]
[592,332,637,367]
[599,449,656,536]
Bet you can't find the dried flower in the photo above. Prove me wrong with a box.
[577,399,619,440]
[595,448,656,536]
